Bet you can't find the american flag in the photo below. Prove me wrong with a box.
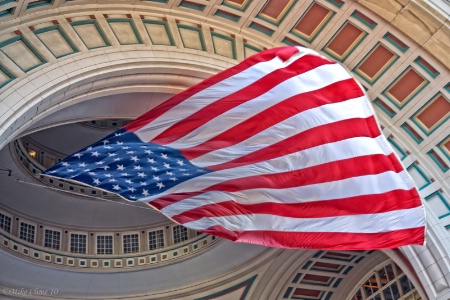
[44,46,425,250]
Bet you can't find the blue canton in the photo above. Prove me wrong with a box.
[43,128,212,201]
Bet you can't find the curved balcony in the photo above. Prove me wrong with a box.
[0,123,222,271]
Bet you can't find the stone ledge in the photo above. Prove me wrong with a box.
[392,1,445,45]
[357,0,450,70]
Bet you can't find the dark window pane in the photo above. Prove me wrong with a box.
[390,282,400,299]
[400,275,412,294]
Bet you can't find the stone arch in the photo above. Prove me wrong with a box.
[0,47,235,148]
[0,1,448,299]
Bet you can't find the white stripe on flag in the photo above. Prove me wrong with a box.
[164,64,352,149]
[190,96,372,166]
[160,170,416,217]
[141,135,392,202]
[134,55,300,141]
[182,206,426,233]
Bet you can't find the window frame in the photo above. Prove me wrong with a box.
[148,228,165,251]
[0,211,12,233]
[68,232,88,254]
[122,232,140,254]
[95,234,114,255]
[172,225,188,244]
[19,221,36,243]
[43,227,62,250]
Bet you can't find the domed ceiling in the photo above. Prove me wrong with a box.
[0,0,449,299]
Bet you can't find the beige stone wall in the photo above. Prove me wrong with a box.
[357,0,450,69]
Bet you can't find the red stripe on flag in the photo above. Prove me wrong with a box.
[208,116,381,171]
[180,78,363,160]
[171,189,421,224]
[149,153,403,210]
[199,226,425,250]
[151,55,333,144]
[124,47,300,132]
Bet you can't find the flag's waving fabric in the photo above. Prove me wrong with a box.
[44,46,426,250]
